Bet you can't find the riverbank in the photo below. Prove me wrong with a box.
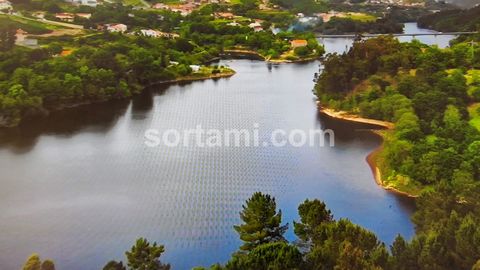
[222,49,320,64]
[317,106,394,129]
[317,104,418,198]
[0,70,236,128]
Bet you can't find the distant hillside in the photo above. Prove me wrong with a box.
[417,5,480,31]
[444,0,480,8]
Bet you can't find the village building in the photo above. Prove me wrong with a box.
[55,13,75,22]
[215,12,235,19]
[105,23,128,33]
[32,11,46,19]
[140,29,179,39]
[248,22,263,32]
[69,0,98,7]
[0,0,12,11]
[76,13,92,19]
[15,29,38,48]
[290,39,308,49]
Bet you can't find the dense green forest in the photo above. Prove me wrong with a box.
[417,6,480,32]
[315,35,480,195]
[0,29,231,127]
[313,35,480,268]
[20,192,480,270]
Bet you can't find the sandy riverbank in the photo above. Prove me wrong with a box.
[318,104,417,198]
[318,106,394,129]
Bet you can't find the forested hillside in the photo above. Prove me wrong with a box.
[418,6,480,31]
[313,35,480,269]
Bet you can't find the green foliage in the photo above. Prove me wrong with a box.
[316,36,480,193]
[0,24,16,51]
[418,6,480,32]
[317,17,403,35]
[40,260,55,270]
[126,238,170,270]
[22,254,41,270]
[234,192,288,252]
[22,254,55,270]
[225,242,303,270]
[103,261,127,270]
[294,46,310,57]
[294,199,332,243]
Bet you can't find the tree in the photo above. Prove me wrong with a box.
[294,199,333,243]
[22,254,41,270]
[103,261,127,270]
[234,192,288,252]
[225,242,303,270]
[395,111,422,141]
[41,260,55,270]
[22,254,55,270]
[334,242,370,270]
[126,238,170,270]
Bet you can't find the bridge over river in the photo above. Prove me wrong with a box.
[316,32,479,38]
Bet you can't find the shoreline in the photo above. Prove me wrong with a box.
[317,105,394,129]
[222,49,320,64]
[0,71,236,129]
[317,104,417,198]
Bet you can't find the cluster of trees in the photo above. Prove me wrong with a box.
[316,36,480,192]
[315,17,403,35]
[417,5,480,32]
[76,192,476,269]
[180,5,324,60]
[315,36,480,268]
[0,31,220,126]
[21,254,55,270]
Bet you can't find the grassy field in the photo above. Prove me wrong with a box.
[345,12,377,22]
[0,15,59,34]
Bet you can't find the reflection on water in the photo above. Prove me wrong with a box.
[0,23,450,270]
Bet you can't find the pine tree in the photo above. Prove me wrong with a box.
[234,192,288,252]
[126,238,170,270]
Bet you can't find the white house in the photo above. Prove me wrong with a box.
[69,0,97,7]
[190,65,201,72]
[105,23,128,33]
[140,29,179,39]
[248,22,263,32]
[0,0,12,11]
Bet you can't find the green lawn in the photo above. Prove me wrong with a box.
[345,12,377,22]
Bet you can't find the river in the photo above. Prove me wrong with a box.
[0,23,455,270]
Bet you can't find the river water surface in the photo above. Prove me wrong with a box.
[0,24,455,270]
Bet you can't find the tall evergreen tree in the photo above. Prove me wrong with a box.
[126,238,170,270]
[234,192,288,252]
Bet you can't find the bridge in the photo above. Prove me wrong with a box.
[315,32,479,38]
